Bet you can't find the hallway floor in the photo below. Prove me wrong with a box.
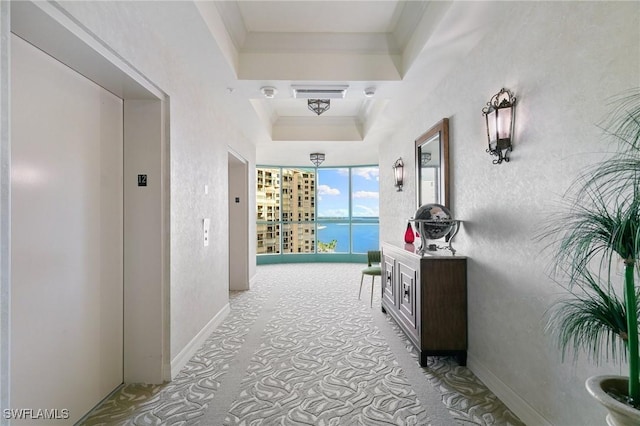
[82,264,524,425]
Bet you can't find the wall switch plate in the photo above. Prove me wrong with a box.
[204,184,208,195]
[203,218,210,247]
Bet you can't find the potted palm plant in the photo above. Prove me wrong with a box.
[542,88,640,426]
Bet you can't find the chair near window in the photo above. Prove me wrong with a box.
[359,250,381,307]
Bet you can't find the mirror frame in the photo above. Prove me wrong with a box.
[415,118,449,209]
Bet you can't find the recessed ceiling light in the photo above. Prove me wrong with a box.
[260,86,278,99]
[364,87,376,97]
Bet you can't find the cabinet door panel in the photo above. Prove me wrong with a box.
[398,261,418,336]
[421,260,467,350]
[382,255,396,307]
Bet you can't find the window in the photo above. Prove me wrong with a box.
[317,168,349,253]
[351,167,380,253]
[256,166,379,258]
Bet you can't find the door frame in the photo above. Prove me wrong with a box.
[228,149,250,290]
[1,2,171,411]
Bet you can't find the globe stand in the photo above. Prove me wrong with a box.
[410,203,462,256]
[410,219,461,255]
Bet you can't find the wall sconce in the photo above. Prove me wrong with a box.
[482,88,516,164]
[392,158,404,191]
[310,152,325,167]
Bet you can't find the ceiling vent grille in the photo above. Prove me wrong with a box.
[291,85,349,99]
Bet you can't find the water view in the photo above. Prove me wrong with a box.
[317,222,379,253]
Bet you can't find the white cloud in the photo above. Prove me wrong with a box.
[319,209,349,218]
[334,167,379,180]
[353,204,379,217]
[352,167,379,181]
[353,191,379,199]
[318,184,340,195]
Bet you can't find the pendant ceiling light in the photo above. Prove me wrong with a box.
[308,99,330,116]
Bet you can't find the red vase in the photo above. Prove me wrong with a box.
[404,222,415,244]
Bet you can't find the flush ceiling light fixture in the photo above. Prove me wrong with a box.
[421,152,432,167]
[308,99,330,116]
[310,153,325,167]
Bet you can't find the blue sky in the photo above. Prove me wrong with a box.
[317,167,379,218]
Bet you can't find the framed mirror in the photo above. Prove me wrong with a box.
[415,118,449,208]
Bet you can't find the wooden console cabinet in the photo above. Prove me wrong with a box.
[381,242,467,366]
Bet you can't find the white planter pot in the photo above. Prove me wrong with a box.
[586,375,640,426]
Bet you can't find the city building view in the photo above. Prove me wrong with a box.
[256,166,379,257]
[257,167,316,254]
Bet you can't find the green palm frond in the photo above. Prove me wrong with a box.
[545,270,632,364]
[542,182,640,283]
[571,89,640,207]
[576,154,640,202]
[602,89,640,151]
[539,87,640,403]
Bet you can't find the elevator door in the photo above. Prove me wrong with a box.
[11,34,123,424]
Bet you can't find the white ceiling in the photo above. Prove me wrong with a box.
[236,1,405,34]
[195,0,497,166]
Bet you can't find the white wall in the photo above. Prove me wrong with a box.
[124,100,165,383]
[51,1,257,373]
[379,2,640,425]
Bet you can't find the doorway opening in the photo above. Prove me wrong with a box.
[228,150,250,290]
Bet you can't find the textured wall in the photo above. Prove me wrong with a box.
[56,1,256,363]
[380,2,640,424]
[0,1,10,419]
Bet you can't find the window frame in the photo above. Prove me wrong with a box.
[256,164,379,264]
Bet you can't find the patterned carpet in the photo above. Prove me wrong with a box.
[82,263,524,425]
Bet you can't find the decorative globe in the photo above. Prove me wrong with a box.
[414,203,454,240]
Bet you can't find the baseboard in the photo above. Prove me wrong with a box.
[170,303,230,379]
[249,273,257,289]
[468,353,551,426]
